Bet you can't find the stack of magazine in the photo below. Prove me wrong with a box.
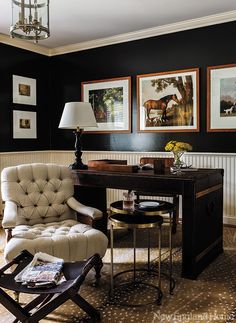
[15,252,64,288]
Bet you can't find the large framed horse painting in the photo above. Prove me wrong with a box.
[137,68,199,132]
[207,63,236,132]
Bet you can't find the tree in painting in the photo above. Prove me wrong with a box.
[144,75,194,127]
[89,87,123,123]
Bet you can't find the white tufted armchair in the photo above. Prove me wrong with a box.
[1,163,108,264]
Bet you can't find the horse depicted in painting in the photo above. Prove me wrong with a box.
[224,105,235,115]
[143,94,180,121]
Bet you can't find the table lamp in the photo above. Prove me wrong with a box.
[59,102,97,169]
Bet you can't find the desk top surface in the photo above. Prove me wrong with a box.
[72,168,223,181]
[72,168,223,194]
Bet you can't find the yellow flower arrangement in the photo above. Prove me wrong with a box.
[165,141,192,153]
[165,141,192,172]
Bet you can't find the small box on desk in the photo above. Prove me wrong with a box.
[140,157,174,174]
[154,159,165,174]
[88,159,127,167]
[154,158,174,174]
[87,159,138,173]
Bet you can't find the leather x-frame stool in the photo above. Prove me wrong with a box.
[0,250,102,322]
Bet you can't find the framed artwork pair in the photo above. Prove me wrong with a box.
[81,68,200,133]
[12,75,37,139]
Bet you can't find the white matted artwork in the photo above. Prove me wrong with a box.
[13,110,37,139]
[81,76,131,133]
[207,63,236,132]
[13,75,36,105]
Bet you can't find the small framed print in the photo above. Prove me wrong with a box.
[13,110,37,139]
[81,76,131,133]
[137,68,199,132]
[207,63,236,132]
[13,75,36,105]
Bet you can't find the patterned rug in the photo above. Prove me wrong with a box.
[0,226,236,323]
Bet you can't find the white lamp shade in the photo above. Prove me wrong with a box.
[58,102,97,129]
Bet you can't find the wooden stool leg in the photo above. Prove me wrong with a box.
[71,294,101,321]
[0,288,29,323]
[24,294,53,313]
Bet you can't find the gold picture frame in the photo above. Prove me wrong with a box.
[137,68,199,132]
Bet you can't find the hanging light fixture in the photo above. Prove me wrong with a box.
[10,0,50,44]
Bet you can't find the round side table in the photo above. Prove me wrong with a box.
[110,199,175,294]
[109,213,163,306]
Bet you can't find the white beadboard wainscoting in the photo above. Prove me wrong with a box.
[0,150,235,226]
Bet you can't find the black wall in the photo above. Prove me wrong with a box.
[51,21,236,153]
[1,21,236,153]
[0,43,50,152]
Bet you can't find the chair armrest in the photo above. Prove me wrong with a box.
[67,197,103,220]
[2,201,17,229]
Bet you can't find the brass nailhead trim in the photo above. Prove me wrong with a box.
[196,184,223,199]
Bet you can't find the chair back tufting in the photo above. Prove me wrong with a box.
[1,163,77,226]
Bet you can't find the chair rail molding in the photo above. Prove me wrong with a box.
[0,150,235,226]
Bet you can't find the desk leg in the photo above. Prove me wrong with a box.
[182,183,223,279]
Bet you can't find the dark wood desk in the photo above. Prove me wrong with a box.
[72,168,224,280]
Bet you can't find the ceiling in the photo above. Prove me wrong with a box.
[0,0,236,52]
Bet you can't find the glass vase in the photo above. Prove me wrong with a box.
[171,151,185,174]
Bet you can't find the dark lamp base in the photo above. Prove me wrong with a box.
[69,161,88,170]
[69,129,88,170]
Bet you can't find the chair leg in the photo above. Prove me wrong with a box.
[94,257,103,286]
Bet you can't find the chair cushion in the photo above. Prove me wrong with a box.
[4,219,108,262]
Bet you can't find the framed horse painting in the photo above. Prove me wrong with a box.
[137,68,199,132]
[207,63,236,132]
[81,76,131,133]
